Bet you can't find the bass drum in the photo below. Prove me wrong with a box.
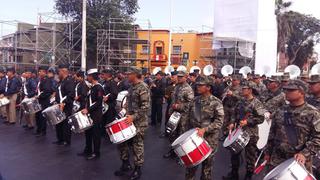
[116,91,128,112]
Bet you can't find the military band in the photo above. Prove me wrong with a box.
[1,64,320,180]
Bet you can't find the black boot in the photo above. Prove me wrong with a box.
[222,170,239,180]
[130,166,142,180]
[114,160,132,176]
[163,149,175,159]
[244,171,253,180]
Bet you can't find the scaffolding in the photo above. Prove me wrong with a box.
[96,18,152,70]
[0,12,81,71]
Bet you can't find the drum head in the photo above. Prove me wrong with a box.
[257,120,272,149]
[43,104,59,113]
[223,128,243,147]
[117,91,128,102]
[172,129,197,148]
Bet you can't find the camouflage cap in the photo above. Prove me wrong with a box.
[299,72,309,80]
[283,79,308,92]
[252,74,261,79]
[177,71,187,77]
[241,80,257,89]
[127,67,142,75]
[196,76,211,86]
[308,74,320,83]
[268,75,281,82]
[281,72,290,81]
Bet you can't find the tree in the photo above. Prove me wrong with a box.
[54,0,139,68]
[276,0,320,68]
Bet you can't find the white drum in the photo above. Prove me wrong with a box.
[257,119,272,149]
[223,128,250,154]
[21,98,42,114]
[115,91,128,112]
[105,117,137,144]
[172,129,213,168]
[42,104,66,125]
[264,158,316,180]
[166,111,181,134]
[68,112,93,133]
[0,97,10,107]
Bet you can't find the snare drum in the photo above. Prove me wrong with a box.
[223,128,250,154]
[42,104,66,125]
[171,129,213,168]
[264,158,316,180]
[166,111,181,134]
[115,91,128,112]
[105,117,136,144]
[68,112,93,133]
[0,97,10,107]
[21,98,42,114]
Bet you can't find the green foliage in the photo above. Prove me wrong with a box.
[54,0,139,67]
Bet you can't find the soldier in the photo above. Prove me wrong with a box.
[299,72,310,83]
[223,81,266,180]
[163,71,194,158]
[150,71,165,126]
[261,76,286,113]
[114,67,150,180]
[101,69,118,127]
[251,74,267,98]
[80,69,104,160]
[281,72,290,87]
[53,64,75,146]
[186,76,224,180]
[164,71,178,129]
[3,67,21,125]
[22,68,37,129]
[0,67,7,120]
[266,79,320,174]
[35,66,54,136]
[189,72,199,96]
[211,73,226,100]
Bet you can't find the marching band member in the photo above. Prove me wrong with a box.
[0,67,7,121]
[223,81,265,180]
[3,67,21,125]
[164,71,194,158]
[80,69,104,160]
[74,71,88,112]
[114,67,150,180]
[265,80,320,173]
[150,71,165,126]
[34,66,55,136]
[186,76,224,180]
[54,64,75,146]
[22,68,37,129]
[101,69,118,127]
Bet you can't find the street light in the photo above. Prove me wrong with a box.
[81,0,87,71]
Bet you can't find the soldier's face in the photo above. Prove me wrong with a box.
[178,76,186,84]
[267,81,279,90]
[241,88,251,96]
[197,84,208,94]
[128,73,137,83]
[171,75,177,83]
[309,83,320,94]
[87,75,93,83]
[285,89,303,102]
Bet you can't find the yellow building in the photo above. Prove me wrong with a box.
[136,30,214,72]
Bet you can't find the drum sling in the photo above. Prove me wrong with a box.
[194,98,201,123]
[283,110,298,147]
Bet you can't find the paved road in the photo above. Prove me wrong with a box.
[0,115,265,180]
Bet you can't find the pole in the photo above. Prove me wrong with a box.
[168,0,173,66]
[81,0,87,70]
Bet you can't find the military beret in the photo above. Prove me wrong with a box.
[196,76,211,86]
[283,79,308,92]
[308,74,320,83]
[48,67,56,74]
[24,68,33,73]
[58,64,69,70]
[127,67,142,75]
[101,69,114,74]
[6,66,15,73]
[177,71,187,77]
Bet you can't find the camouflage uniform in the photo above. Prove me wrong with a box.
[117,81,150,167]
[267,80,320,173]
[169,81,194,140]
[186,93,224,180]
[262,89,286,113]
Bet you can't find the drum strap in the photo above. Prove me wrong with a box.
[89,83,103,107]
[127,88,133,112]
[5,77,8,92]
[75,83,80,98]
[23,82,28,96]
[283,109,299,147]
[37,81,41,96]
[194,98,201,122]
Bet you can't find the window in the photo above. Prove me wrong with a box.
[173,46,182,54]
[156,47,163,55]
[183,52,189,60]
[142,45,149,54]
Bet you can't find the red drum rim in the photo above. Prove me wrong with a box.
[106,117,127,127]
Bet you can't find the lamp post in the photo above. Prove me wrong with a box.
[81,0,87,71]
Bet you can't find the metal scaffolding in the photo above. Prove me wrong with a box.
[96,18,152,70]
[0,12,81,71]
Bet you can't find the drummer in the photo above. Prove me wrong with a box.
[54,64,75,146]
[74,71,88,112]
[0,67,7,121]
[80,69,104,160]
[266,79,320,173]
[223,81,265,180]
[186,76,224,180]
[22,68,37,130]
[34,66,55,137]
